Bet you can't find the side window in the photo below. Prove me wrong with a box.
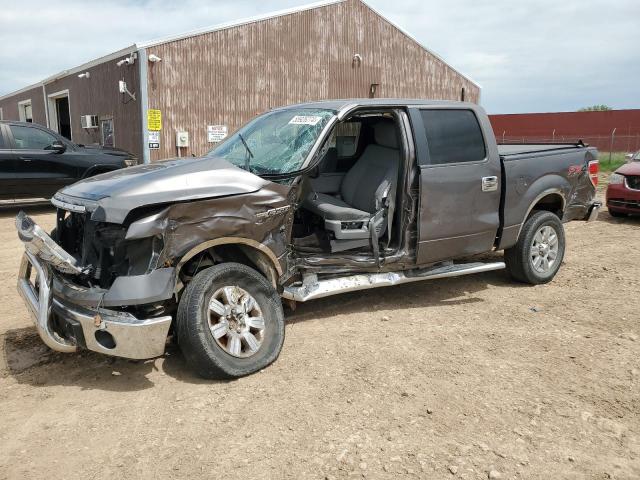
[420,109,486,164]
[0,128,5,149]
[10,125,57,150]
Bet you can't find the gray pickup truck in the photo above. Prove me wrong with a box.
[16,99,601,378]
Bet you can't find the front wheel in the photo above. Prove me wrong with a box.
[608,209,627,218]
[177,262,285,379]
[504,211,565,285]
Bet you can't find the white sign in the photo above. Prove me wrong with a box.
[289,115,322,126]
[207,125,228,143]
[148,131,160,150]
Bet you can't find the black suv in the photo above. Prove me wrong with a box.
[0,120,136,200]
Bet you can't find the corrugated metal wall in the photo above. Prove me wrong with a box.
[490,109,640,152]
[147,0,479,159]
[0,86,47,125]
[40,56,142,159]
[0,54,142,160]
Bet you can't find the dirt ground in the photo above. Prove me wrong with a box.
[0,181,638,480]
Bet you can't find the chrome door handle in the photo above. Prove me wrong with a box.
[482,176,499,192]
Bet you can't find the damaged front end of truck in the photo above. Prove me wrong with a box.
[16,156,294,360]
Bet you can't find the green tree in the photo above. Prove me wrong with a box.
[578,105,612,112]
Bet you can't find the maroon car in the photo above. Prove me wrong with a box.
[606,161,640,217]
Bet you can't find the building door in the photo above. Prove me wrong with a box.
[56,97,71,140]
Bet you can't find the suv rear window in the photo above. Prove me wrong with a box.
[420,109,486,164]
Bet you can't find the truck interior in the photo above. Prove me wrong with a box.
[292,110,406,259]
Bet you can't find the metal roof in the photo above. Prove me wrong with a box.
[0,0,479,100]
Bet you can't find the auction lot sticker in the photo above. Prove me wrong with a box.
[289,115,322,126]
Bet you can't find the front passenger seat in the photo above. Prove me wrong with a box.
[304,120,400,253]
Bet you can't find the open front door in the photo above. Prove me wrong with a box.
[410,106,501,264]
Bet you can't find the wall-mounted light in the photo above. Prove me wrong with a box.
[369,83,379,98]
[78,72,90,79]
[352,53,362,68]
[148,54,162,63]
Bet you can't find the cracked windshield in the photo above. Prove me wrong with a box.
[208,108,335,175]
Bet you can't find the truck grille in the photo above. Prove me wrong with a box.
[54,209,157,289]
[625,175,640,190]
[608,199,640,210]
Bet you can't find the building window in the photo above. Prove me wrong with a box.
[18,100,33,123]
[101,118,114,147]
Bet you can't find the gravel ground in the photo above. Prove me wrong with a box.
[0,180,638,479]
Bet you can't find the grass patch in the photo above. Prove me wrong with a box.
[598,152,627,172]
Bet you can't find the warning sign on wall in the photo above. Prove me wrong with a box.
[147,109,162,131]
[207,125,228,143]
[148,131,160,150]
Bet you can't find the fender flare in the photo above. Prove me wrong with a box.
[515,188,566,239]
[175,237,283,288]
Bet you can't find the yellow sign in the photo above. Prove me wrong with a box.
[147,109,162,131]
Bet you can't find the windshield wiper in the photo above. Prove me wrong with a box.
[237,133,254,172]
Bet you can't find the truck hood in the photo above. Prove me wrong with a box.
[56,156,270,224]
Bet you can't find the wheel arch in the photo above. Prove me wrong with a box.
[176,237,283,290]
[81,164,120,179]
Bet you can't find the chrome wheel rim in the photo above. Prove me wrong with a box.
[208,286,265,358]
[530,225,559,274]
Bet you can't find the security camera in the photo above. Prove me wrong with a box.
[77,72,90,79]
[148,54,162,63]
[116,56,135,67]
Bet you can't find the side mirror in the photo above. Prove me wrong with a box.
[47,140,67,153]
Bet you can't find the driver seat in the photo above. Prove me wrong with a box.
[304,120,400,253]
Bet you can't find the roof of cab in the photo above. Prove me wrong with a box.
[275,98,474,113]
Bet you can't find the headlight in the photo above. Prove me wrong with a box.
[609,173,625,185]
[124,158,137,167]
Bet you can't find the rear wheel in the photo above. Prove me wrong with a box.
[177,262,285,379]
[505,211,565,285]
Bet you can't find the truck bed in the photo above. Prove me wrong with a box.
[498,143,587,157]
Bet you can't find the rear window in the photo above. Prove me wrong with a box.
[420,109,486,164]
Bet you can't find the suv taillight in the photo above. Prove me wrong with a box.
[588,160,599,187]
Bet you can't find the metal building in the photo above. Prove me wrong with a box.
[0,0,480,163]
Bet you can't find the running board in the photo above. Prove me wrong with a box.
[281,261,506,302]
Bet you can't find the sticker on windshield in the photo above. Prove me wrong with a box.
[289,115,323,126]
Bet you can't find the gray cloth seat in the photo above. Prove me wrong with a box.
[305,192,370,221]
[303,120,400,251]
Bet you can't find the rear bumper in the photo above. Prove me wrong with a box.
[585,201,602,222]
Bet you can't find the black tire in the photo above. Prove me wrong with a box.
[608,209,627,218]
[504,211,565,285]
[177,262,285,379]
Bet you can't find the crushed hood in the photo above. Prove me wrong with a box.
[57,156,270,224]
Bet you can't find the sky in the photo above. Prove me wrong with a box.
[0,0,638,114]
